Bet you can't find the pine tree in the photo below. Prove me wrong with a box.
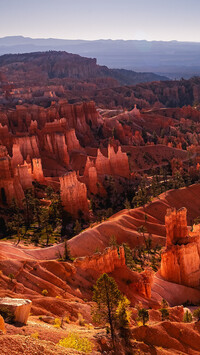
[160,308,169,321]
[92,273,122,348]
[183,310,192,323]
[138,308,149,326]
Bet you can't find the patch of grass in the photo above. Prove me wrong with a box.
[58,332,93,353]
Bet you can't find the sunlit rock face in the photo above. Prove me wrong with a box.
[74,246,126,273]
[59,171,89,219]
[161,208,200,288]
[0,298,32,324]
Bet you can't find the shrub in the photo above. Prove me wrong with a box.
[54,317,61,328]
[41,289,48,296]
[8,273,15,281]
[64,315,70,324]
[58,332,93,353]
[183,310,192,323]
[159,308,169,321]
[193,308,200,322]
[31,332,39,339]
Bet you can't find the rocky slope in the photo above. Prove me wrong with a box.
[0,51,167,88]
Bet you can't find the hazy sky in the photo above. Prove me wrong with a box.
[1,0,200,42]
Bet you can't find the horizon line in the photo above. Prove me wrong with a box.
[1,35,200,44]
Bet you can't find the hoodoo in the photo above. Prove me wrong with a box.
[161,207,200,288]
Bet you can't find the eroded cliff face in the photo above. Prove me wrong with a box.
[161,207,200,288]
[74,246,126,273]
[74,246,153,299]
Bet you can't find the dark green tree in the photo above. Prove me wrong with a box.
[160,308,169,321]
[23,189,35,228]
[138,308,149,326]
[183,310,192,323]
[93,273,122,348]
[7,199,25,245]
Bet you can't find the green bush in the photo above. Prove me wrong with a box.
[193,308,200,322]
[183,310,192,323]
[58,332,93,353]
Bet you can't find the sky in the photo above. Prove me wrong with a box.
[0,0,200,42]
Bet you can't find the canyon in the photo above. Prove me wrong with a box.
[1,50,200,354]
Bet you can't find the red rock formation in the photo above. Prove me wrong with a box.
[16,164,33,190]
[0,146,12,179]
[0,145,25,205]
[43,132,69,167]
[108,145,130,178]
[14,136,40,160]
[74,246,153,299]
[0,315,6,334]
[135,269,153,299]
[32,158,44,182]
[11,144,24,169]
[95,145,130,178]
[95,148,111,175]
[66,129,82,152]
[59,171,89,218]
[74,246,125,273]
[165,208,188,247]
[161,207,200,288]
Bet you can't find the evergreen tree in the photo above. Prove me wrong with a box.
[23,189,35,228]
[183,310,192,323]
[138,308,149,326]
[7,199,25,245]
[93,273,122,348]
[160,308,169,321]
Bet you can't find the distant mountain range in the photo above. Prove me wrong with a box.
[1,36,200,79]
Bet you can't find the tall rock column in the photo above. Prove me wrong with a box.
[32,158,44,182]
[59,171,89,219]
[165,207,188,246]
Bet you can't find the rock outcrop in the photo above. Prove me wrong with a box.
[0,298,32,324]
[161,207,200,288]
[74,246,125,273]
[95,145,130,178]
